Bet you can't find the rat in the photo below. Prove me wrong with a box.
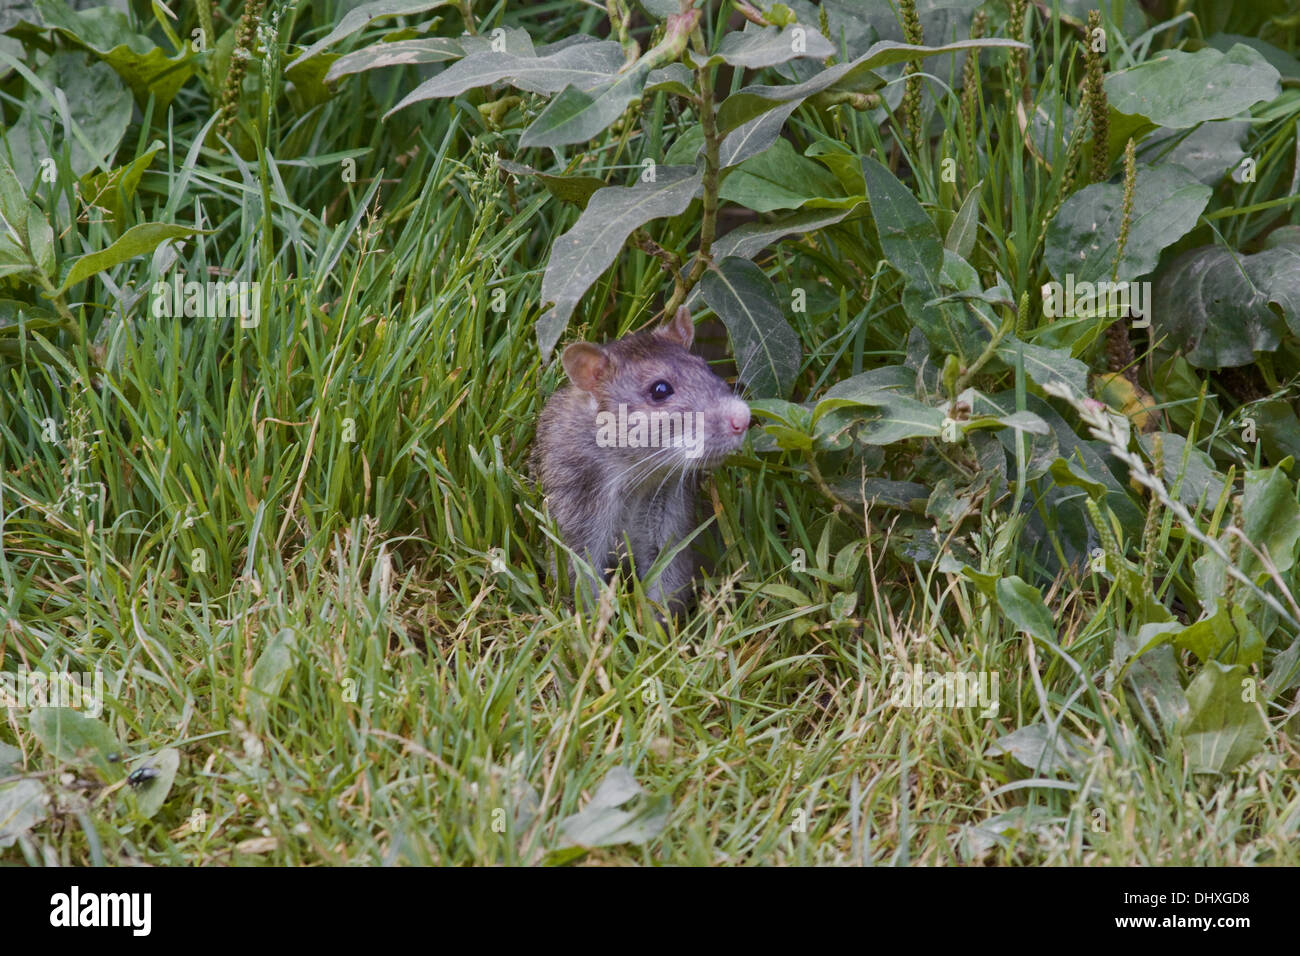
[532,306,751,615]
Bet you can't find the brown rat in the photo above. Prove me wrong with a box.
[532,306,750,614]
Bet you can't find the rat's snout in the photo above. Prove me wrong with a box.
[723,397,750,436]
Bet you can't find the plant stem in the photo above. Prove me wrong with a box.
[665,42,720,316]
[805,449,851,512]
[953,320,1011,394]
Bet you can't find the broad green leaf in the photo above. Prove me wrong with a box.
[0,261,37,282]
[79,140,163,235]
[537,166,701,357]
[1253,398,1300,465]
[748,397,810,430]
[1044,165,1210,286]
[900,272,992,365]
[1265,226,1300,250]
[899,283,987,366]
[996,575,1056,642]
[558,766,670,848]
[26,205,53,279]
[1116,630,1188,738]
[717,57,877,134]
[699,257,800,399]
[1138,120,1249,187]
[927,477,978,530]
[282,46,338,111]
[461,26,535,57]
[1124,620,1185,665]
[663,126,704,165]
[1137,431,1225,511]
[944,180,982,260]
[1206,33,1300,80]
[710,207,856,262]
[718,101,800,168]
[519,63,650,149]
[477,759,539,834]
[851,395,944,445]
[937,557,1000,597]
[761,583,815,605]
[57,222,204,293]
[1181,661,1268,774]
[31,52,133,176]
[1104,44,1281,129]
[1174,607,1237,663]
[248,628,297,729]
[1151,354,1222,436]
[1154,241,1300,369]
[1265,636,1300,698]
[986,724,1091,775]
[1047,457,1106,498]
[1051,0,1150,35]
[860,156,942,287]
[126,748,180,819]
[1194,466,1300,614]
[686,205,860,313]
[867,176,998,363]
[637,0,681,18]
[995,338,1090,396]
[833,539,867,581]
[1102,107,1159,172]
[717,38,1027,133]
[708,24,834,69]
[0,779,47,849]
[1234,465,1300,575]
[0,154,28,242]
[816,364,914,410]
[962,409,1050,437]
[387,42,623,113]
[498,159,605,208]
[812,365,915,442]
[718,137,852,212]
[1227,606,1258,665]
[969,393,1068,484]
[29,707,124,781]
[295,0,452,63]
[645,63,693,96]
[325,37,462,82]
[830,590,858,621]
[831,478,930,510]
[761,423,814,451]
[805,142,867,199]
[0,741,19,774]
[0,35,19,81]
[959,806,1058,863]
[26,0,196,108]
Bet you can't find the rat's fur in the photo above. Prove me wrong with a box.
[532,308,750,614]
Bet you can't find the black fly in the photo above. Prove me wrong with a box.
[127,766,160,788]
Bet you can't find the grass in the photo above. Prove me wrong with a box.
[2,0,1299,866]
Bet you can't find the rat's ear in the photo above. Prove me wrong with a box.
[561,342,611,392]
[658,306,695,348]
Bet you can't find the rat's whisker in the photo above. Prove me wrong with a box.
[608,444,678,489]
[733,349,761,396]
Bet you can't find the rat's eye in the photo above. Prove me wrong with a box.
[649,380,674,402]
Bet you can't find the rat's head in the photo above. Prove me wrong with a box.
[561,307,750,478]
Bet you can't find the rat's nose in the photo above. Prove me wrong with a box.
[726,400,750,434]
